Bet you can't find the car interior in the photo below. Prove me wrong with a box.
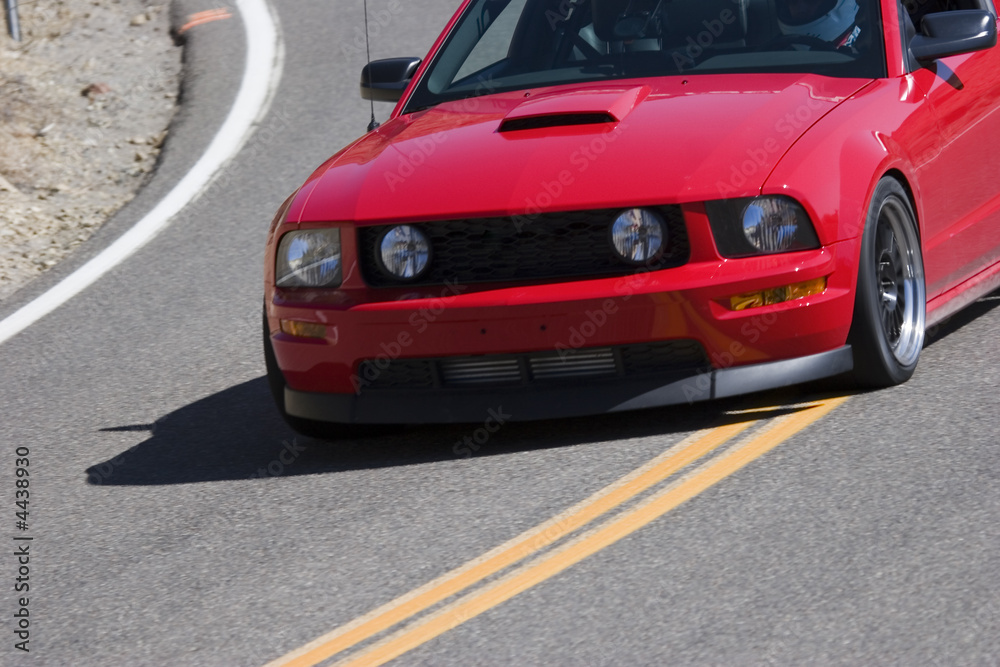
[509,0,868,61]
[476,0,883,84]
[413,0,996,107]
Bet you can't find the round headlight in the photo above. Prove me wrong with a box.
[742,198,806,253]
[378,225,431,280]
[610,209,666,265]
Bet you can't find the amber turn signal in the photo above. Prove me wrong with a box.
[730,277,827,311]
[280,320,326,339]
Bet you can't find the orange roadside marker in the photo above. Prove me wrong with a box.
[177,8,234,35]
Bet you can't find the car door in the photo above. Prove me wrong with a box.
[907,0,1000,299]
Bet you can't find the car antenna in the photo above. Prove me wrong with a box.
[363,0,380,132]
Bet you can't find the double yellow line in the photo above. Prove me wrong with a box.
[264,397,848,667]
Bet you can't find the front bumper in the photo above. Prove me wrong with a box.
[284,346,852,424]
[267,236,858,424]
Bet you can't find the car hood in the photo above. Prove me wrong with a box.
[293,74,871,224]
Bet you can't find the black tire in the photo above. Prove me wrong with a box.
[263,308,392,440]
[848,178,926,387]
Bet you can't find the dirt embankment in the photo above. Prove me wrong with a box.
[0,0,182,302]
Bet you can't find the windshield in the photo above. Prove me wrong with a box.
[405,0,885,112]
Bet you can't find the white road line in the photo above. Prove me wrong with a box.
[0,0,284,347]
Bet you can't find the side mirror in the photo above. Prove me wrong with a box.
[360,57,422,103]
[910,10,997,63]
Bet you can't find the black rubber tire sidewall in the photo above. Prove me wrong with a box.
[848,178,924,388]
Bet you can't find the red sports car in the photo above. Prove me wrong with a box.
[264,0,1000,436]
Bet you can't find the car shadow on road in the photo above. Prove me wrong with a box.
[85,376,825,486]
[85,291,1000,486]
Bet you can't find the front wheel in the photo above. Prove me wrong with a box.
[848,178,926,387]
[263,307,393,440]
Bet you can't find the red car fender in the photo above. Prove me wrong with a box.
[759,78,934,312]
[763,80,927,250]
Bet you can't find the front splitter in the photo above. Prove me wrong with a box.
[284,346,853,424]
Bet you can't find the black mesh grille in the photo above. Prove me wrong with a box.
[358,207,688,288]
[357,341,709,393]
[358,358,436,389]
[620,341,708,376]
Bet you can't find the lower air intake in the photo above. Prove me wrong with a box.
[357,340,709,392]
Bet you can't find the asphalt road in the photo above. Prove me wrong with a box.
[1,1,998,665]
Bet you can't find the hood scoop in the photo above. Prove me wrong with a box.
[500,112,615,132]
[498,85,650,133]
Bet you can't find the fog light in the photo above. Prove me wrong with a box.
[610,208,666,265]
[378,225,431,280]
[280,320,326,339]
[730,277,827,311]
